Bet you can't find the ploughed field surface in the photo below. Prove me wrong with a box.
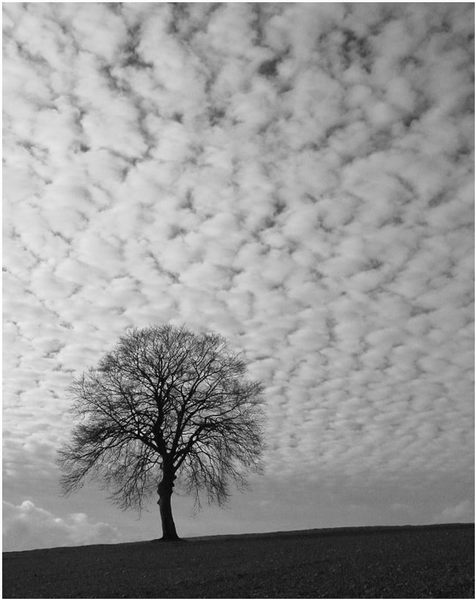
[3,524,473,598]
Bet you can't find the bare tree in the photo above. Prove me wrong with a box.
[57,324,265,540]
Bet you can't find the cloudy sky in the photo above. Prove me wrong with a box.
[3,2,474,552]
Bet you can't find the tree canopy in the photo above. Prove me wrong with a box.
[58,324,265,539]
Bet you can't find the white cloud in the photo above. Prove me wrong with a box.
[433,500,475,524]
[3,2,473,550]
[3,501,120,552]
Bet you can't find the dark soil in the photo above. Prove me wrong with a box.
[3,523,474,598]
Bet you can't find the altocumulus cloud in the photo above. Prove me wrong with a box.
[3,3,474,550]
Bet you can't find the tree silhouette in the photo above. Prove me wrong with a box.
[57,324,265,540]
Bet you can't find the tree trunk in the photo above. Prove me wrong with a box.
[157,473,179,540]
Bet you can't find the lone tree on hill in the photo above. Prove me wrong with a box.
[58,324,265,540]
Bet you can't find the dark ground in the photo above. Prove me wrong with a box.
[3,523,474,598]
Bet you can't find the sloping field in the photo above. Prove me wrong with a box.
[3,523,474,598]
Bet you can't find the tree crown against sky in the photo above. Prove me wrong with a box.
[58,324,265,538]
